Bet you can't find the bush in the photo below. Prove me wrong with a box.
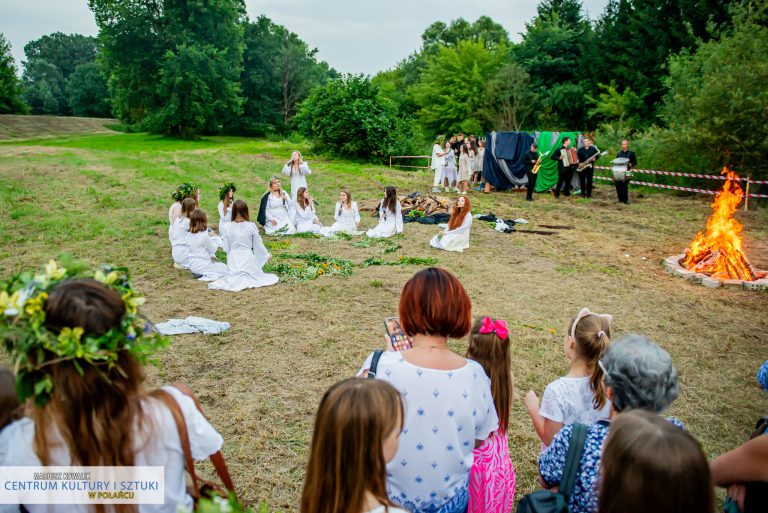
[295,75,417,161]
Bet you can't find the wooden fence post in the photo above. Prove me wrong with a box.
[744,179,750,211]
[389,156,392,169]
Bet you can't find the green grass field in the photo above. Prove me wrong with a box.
[1,127,767,510]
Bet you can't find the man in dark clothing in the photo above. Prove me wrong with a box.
[452,133,464,156]
[522,143,539,201]
[615,139,637,204]
[550,136,574,198]
[577,137,600,198]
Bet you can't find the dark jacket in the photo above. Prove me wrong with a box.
[257,192,269,226]
[577,145,600,170]
[522,150,539,173]
[616,149,637,168]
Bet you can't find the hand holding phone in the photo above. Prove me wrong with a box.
[384,317,413,352]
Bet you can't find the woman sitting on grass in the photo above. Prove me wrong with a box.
[187,208,227,281]
[209,199,279,292]
[366,186,403,239]
[321,189,362,237]
[218,182,236,234]
[0,262,226,513]
[168,182,198,240]
[171,197,197,269]
[430,196,472,252]
[300,378,407,513]
[294,187,323,234]
[258,176,296,236]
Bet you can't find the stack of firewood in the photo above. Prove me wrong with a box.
[680,249,758,281]
[359,194,454,217]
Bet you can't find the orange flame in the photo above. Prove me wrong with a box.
[683,168,755,281]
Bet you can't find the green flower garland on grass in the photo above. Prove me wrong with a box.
[0,260,169,406]
[218,182,237,201]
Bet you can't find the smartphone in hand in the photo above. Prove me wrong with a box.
[384,317,413,352]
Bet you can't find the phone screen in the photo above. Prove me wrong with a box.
[384,317,413,352]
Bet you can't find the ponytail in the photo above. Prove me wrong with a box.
[570,312,612,409]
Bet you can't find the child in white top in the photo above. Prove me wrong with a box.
[300,378,409,513]
[170,197,197,269]
[524,307,613,446]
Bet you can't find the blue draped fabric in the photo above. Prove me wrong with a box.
[482,131,535,190]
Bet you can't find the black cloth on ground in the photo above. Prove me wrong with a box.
[402,212,451,224]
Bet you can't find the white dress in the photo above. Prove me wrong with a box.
[320,201,362,237]
[431,144,445,187]
[282,162,312,202]
[208,222,279,291]
[217,201,232,234]
[170,217,192,268]
[294,203,322,234]
[366,200,403,238]
[0,386,223,513]
[430,214,473,252]
[168,201,181,240]
[187,231,228,281]
[357,351,498,513]
[264,193,296,235]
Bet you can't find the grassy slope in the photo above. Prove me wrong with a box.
[0,114,118,141]
[1,132,767,510]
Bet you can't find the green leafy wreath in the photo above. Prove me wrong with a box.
[0,260,169,406]
[171,182,198,201]
[218,182,237,201]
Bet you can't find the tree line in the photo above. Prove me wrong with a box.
[0,0,765,178]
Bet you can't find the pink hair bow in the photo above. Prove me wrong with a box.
[479,316,508,340]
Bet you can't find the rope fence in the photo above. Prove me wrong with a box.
[389,155,431,171]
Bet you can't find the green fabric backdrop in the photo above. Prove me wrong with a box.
[535,131,578,192]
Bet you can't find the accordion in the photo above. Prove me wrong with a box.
[562,148,579,167]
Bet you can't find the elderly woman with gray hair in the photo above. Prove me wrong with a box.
[536,334,681,513]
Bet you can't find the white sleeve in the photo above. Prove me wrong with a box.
[353,202,360,224]
[334,202,342,223]
[473,368,500,440]
[221,225,231,253]
[395,202,403,233]
[205,234,220,256]
[300,163,311,176]
[162,386,223,460]
[250,224,271,260]
[282,164,291,177]
[538,382,565,422]
[356,351,376,377]
[378,200,385,223]
[265,197,276,223]
[217,202,225,219]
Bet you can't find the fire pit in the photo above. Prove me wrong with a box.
[664,168,767,290]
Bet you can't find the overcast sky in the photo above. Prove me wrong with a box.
[2,0,609,75]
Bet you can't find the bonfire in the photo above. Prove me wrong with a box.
[680,168,760,281]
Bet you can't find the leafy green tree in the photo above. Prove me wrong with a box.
[296,75,415,160]
[22,80,59,114]
[0,34,27,114]
[66,62,111,117]
[21,33,100,115]
[421,16,510,52]
[661,3,768,178]
[481,62,535,131]
[411,40,505,135]
[587,82,646,128]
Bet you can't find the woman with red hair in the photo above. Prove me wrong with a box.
[430,196,473,252]
[358,268,498,513]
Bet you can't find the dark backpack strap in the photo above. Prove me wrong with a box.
[367,349,384,379]
[560,423,588,499]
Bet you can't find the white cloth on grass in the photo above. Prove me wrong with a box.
[0,386,223,513]
[155,316,230,335]
[366,200,403,238]
[282,162,312,203]
[170,217,191,268]
[320,201,362,237]
[430,214,472,252]
[209,221,279,291]
[538,376,611,425]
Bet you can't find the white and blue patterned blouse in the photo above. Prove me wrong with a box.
[538,417,685,513]
[360,351,499,513]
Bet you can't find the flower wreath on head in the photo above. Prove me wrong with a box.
[0,260,169,406]
[218,182,237,201]
[171,182,198,202]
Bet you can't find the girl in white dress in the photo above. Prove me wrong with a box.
[430,136,446,192]
[442,142,458,193]
[458,143,472,194]
[171,197,197,268]
[259,176,296,235]
[209,200,279,291]
[187,209,228,281]
[282,150,312,202]
[430,195,473,252]
[168,183,198,240]
[320,190,362,237]
[524,307,613,447]
[366,186,403,238]
[294,187,322,234]
[300,378,409,513]
[217,182,236,234]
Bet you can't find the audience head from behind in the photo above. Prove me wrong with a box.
[301,378,405,513]
[568,308,612,410]
[189,209,209,234]
[181,197,196,219]
[232,199,249,222]
[467,316,513,433]
[0,367,21,431]
[601,334,679,415]
[599,409,713,513]
[399,267,472,340]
